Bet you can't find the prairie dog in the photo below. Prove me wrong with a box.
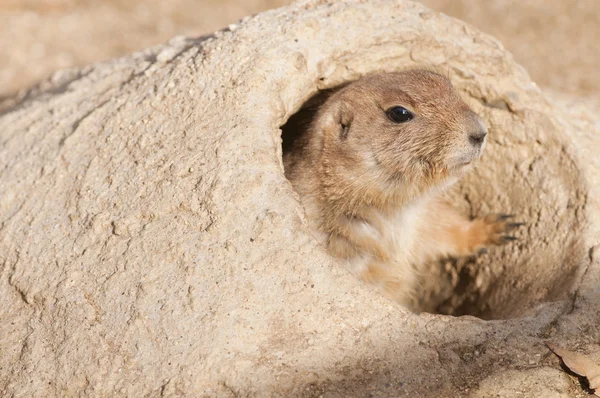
[284,70,519,307]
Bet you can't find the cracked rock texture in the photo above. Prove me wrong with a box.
[0,0,599,396]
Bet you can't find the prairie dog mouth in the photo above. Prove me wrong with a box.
[451,149,483,169]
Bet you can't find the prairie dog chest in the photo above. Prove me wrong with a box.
[342,197,431,278]
[375,196,432,262]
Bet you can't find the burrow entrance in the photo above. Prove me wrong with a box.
[280,83,587,320]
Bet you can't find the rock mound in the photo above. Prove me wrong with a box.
[1,1,598,396]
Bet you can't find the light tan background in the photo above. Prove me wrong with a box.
[1,0,598,100]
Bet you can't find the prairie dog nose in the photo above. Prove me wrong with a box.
[468,130,487,146]
[464,112,487,147]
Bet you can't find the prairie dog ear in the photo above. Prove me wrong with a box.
[310,98,354,154]
[338,100,354,140]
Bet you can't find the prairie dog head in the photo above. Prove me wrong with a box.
[310,70,487,205]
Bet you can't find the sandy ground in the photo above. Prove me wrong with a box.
[420,0,600,97]
[1,0,599,100]
[0,0,290,99]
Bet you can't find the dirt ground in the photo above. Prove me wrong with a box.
[420,0,600,97]
[1,0,599,100]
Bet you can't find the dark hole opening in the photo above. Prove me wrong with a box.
[281,87,338,157]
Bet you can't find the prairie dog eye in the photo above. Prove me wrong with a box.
[386,106,414,123]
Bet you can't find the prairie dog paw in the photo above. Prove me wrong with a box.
[469,214,524,252]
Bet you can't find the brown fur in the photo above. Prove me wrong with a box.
[284,70,516,308]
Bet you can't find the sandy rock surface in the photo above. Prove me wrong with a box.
[1,0,599,396]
